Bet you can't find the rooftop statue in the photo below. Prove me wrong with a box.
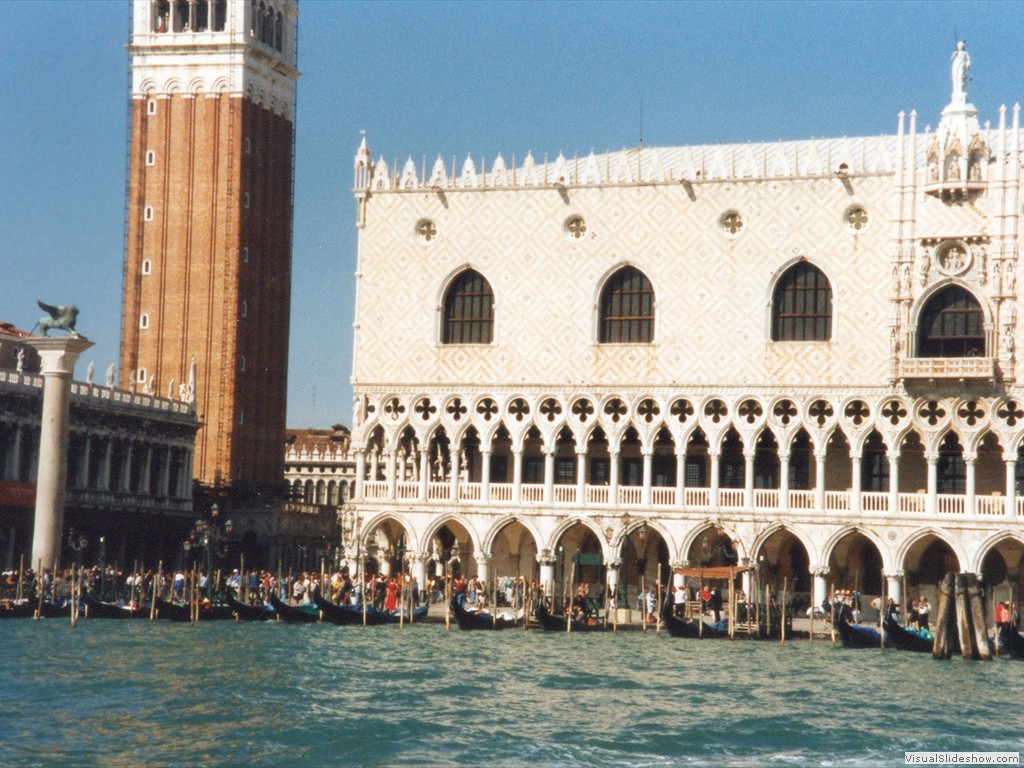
[31,301,82,337]
[951,41,970,105]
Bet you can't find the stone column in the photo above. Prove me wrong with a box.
[964,453,977,517]
[850,452,863,514]
[641,449,652,507]
[575,449,587,505]
[385,449,396,500]
[884,568,904,607]
[538,554,556,600]
[543,450,555,504]
[609,450,620,506]
[449,447,460,501]
[418,449,429,501]
[743,450,755,509]
[480,448,491,503]
[512,448,523,504]
[411,552,428,600]
[675,451,686,508]
[475,553,491,584]
[1005,455,1017,517]
[814,450,827,512]
[354,449,366,500]
[888,452,900,514]
[23,336,93,569]
[709,450,720,507]
[811,566,830,609]
[925,450,939,516]
[779,451,790,511]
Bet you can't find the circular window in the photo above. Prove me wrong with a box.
[844,205,869,233]
[415,218,437,244]
[564,215,588,241]
[719,210,743,237]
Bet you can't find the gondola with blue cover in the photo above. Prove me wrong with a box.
[268,593,322,623]
[882,609,932,653]
[661,594,729,638]
[833,602,882,648]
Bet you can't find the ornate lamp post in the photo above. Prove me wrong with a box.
[183,503,233,599]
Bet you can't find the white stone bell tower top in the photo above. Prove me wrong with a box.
[129,0,300,119]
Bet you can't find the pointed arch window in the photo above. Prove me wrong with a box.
[772,262,833,341]
[443,269,494,344]
[599,266,655,343]
[918,286,984,357]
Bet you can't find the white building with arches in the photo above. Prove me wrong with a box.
[346,45,1024,613]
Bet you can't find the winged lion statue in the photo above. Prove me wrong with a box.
[31,301,82,337]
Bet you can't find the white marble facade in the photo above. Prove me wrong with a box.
[347,46,1024,612]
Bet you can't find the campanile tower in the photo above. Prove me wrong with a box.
[121,0,299,498]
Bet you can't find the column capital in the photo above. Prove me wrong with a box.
[882,569,905,579]
[536,555,557,567]
[1004,453,1019,464]
[474,553,491,566]
[924,450,941,463]
[669,560,687,570]
[23,335,94,376]
[605,558,623,569]
[810,566,831,578]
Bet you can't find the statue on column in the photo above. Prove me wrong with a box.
[951,41,970,105]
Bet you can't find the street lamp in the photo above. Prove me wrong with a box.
[67,529,89,569]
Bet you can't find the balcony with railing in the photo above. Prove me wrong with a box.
[899,357,995,380]
[356,479,1021,518]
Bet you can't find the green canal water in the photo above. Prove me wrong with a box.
[2,618,1022,767]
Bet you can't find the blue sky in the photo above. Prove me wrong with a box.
[2,0,1022,429]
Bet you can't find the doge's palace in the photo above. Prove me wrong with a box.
[346,45,1023,613]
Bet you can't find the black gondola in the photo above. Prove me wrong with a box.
[833,602,882,648]
[0,599,37,619]
[268,593,322,623]
[450,595,519,630]
[534,602,604,632]
[882,610,932,653]
[226,592,275,621]
[661,595,729,638]
[153,596,234,621]
[81,591,148,619]
[312,595,428,626]
[998,625,1024,659]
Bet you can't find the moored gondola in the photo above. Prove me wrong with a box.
[882,610,932,653]
[226,592,275,621]
[153,596,234,621]
[0,599,37,619]
[535,602,604,632]
[998,625,1024,659]
[833,602,882,648]
[661,595,729,638]
[312,594,428,626]
[268,593,322,623]
[449,594,518,630]
[81,591,148,619]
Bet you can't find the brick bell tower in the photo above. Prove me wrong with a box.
[121,0,299,502]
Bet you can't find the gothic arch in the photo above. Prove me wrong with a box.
[419,512,483,555]
[895,527,966,573]
[750,522,817,567]
[679,520,748,565]
[820,525,892,571]
[545,515,607,556]
[436,264,497,346]
[359,511,418,553]
[593,263,658,344]
[971,530,1024,573]
[481,514,544,554]
[765,256,836,342]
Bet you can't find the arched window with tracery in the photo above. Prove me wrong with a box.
[772,262,833,341]
[917,285,984,357]
[442,269,494,344]
[599,266,655,343]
